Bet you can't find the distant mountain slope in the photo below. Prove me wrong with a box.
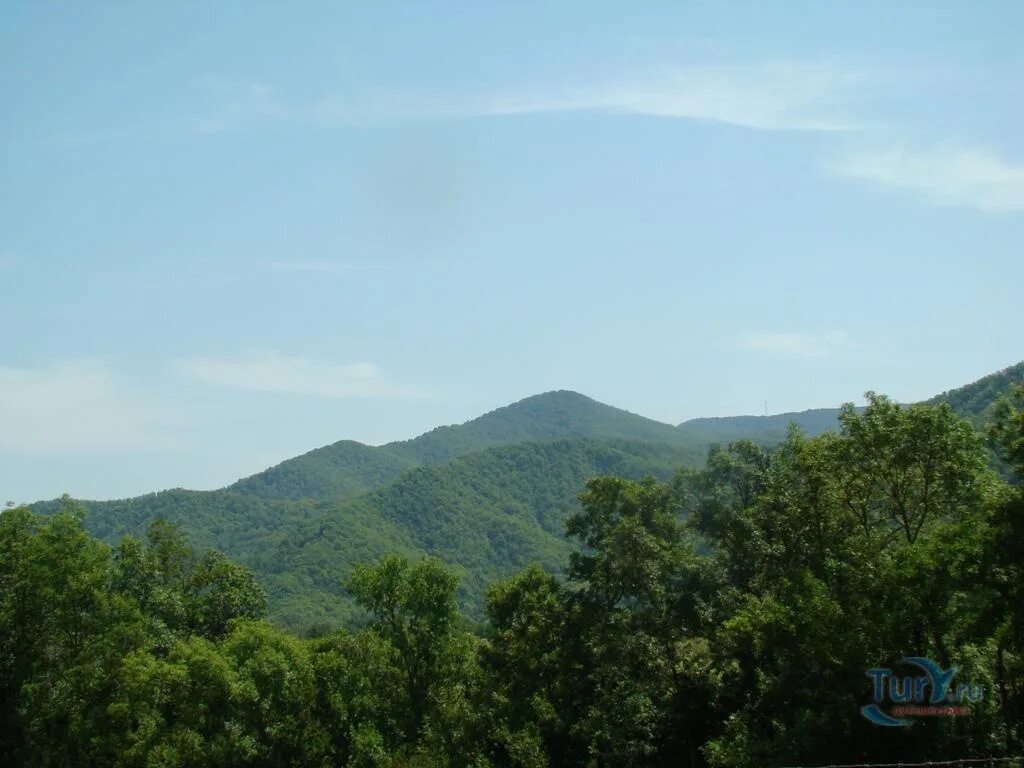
[226,440,415,501]
[677,408,848,446]
[217,364,1024,506]
[675,360,1024,446]
[221,390,692,502]
[383,390,691,465]
[925,361,1024,425]
[31,362,1023,628]
[29,489,321,560]
[262,438,702,626]
[39,437,702,628]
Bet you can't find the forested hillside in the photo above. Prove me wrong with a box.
[39,439,700,627]
[382,389,693,464]
[260,438,701,626]
[226,440,417,501]
[677,407,848,445]
[212,390,697,503]
[926,360,1024,424]
[675,361,1024,445]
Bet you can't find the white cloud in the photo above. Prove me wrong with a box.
[175,351,412,398]
[741,331,851,359]
[489,64,857,132]
[830,145,1024,212]
[0,360,181,453]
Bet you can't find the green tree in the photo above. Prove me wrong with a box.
[189,550,268,638]
[345,555,462,744]
[693,397,1003,766]
[986,385,1024,751]
[482,565,577,767]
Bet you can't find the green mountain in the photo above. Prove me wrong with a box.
[382,389,692,465]
[217,390,693,503]
[677,407,848,446]
[925,360,1024,425]
[674,360,1024,446]
[31,363,1023,628]
[226,440,416,501]
[262,438,701,626]
[35,438,701,627]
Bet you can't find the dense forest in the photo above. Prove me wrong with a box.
[4,385,1024,766]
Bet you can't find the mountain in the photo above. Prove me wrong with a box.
[36,438,701,627]
[382,390,692,465]
[674,361,1024,446]
[226,440,416,501]
[31,362,1024,628]
[677,408,848,446]
[261,438,701,626]
[216,391,693,503]
[925,361,1024,425]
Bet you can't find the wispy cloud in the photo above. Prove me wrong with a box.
[175,351,415,398]
[189,62,857,135]
[829,145,1024,213]
[0,361,181,453]
[490,64,858,132]
[740,331,851,359]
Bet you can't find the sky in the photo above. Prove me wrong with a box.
[1,1,1022,502]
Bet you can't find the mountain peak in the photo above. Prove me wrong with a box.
[383,389,685,464]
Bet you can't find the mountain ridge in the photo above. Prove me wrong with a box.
[39,362,1024,507]
[28,361,1024,628]
[216,389,694,502]
[380,389,692,464]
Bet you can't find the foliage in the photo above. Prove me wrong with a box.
[677,407,851,446]
[227,440,416,502]
[926,361,1024,427]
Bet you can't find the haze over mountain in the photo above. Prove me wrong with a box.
[31,361,1024,627]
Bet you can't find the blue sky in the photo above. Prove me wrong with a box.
[2,2,1022,502]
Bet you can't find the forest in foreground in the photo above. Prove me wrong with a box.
[3,389,1024,767]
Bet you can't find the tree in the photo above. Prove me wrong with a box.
[345,555,461,742]
[986,385,1024,751]
[482,565,578,767]
[694,397,1002,767]
[188,550,267,638]
[560,477,717,766]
